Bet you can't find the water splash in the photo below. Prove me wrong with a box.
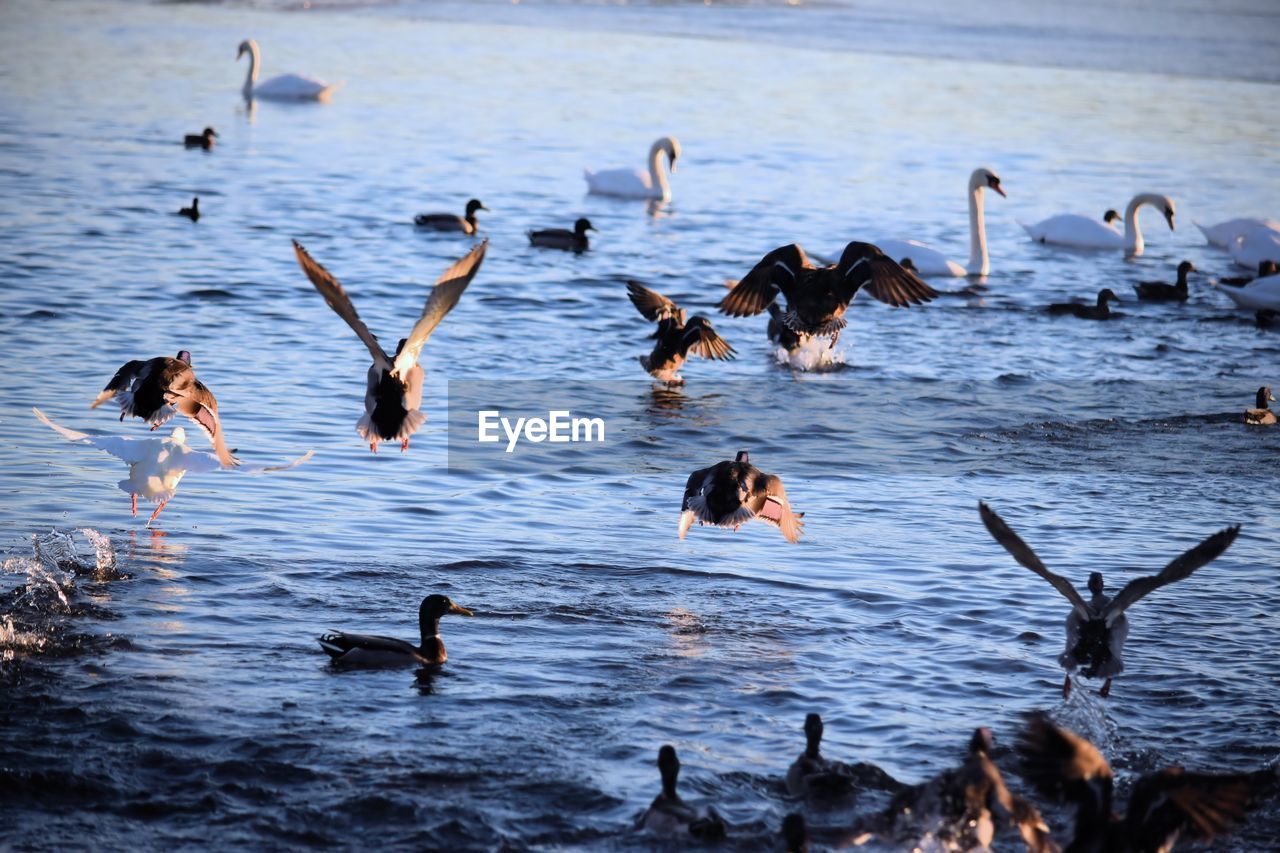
[774,338,846,372]
[2,528,119,611]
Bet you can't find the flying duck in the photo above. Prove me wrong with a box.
[528,217,595,252]
[1047,288,1121,320]
[1018,712,1275,852]
[318,594,473,666]
[1133,260,1196,301]
[1244,386,1276,425]
[184,127,218,149]
[178,197,199,221]
[414,198,487,234]
[678,450,803,543]
[1219,260,1278,287]
[638,745,727,840]
[720,241,937,348]
[36,408,308,526]
[293,239,486,452]
[978,502,1240,698]
[627,281,735,385]
[883,727,1056,853]
[91,350,238,467]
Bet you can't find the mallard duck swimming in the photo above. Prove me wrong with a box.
[1048,288,1120,320]
[178,197,199,221]
[293,239,486,452]
[678,450,803,543]
[638,745,727,840]
[721,241,936,348]
[1244,386,1276,425]
[979,502,1240,698]
[627,281,735,385]
[184,127,218,149]
[91,350,238,468]
[414,198,487,234]
[318,594,473,666]
[35,408,309,526]
[883,727,1055,853]
[528,217,594,252]
[1133,260,1196,301]
[1019,712,1274,853]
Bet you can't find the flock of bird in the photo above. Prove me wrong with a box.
[27,36,1280,851]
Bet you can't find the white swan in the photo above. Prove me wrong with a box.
[585,136,681,201]
[238,39,339,102]
[1214,270,1280,311]
[1229,228,1280,269]
[1020,192,1175,255]
[876,167,1006,277]
[1195,217,1280,249]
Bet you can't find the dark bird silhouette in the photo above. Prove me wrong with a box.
[177,197,199,221]
[528,217,595,252]
[1048,288,1120,320]
[626,280,734,384]
[679,450,803,542]
[638,745,727,840]
[414,198,487,234]
[318,594,473,666]
[184,127,218,149]
[1133,260,1196,301]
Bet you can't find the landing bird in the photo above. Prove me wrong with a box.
[293,239,486,452]
[978,502,1240,698]
[720,241,936,348]
[35,408,309,526]
[626,280,734,385]
[678,450,803,543]
[91,350,238,468]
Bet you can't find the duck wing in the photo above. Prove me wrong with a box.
[978,503,1090,617]
[167,378,238,468]
[1102,525,1240,625]
[746,473,804,543]
[317,631,419,659]
[1017,713,1113,808]
[90,359,148,409]
[681,316,736,361]
[391,239,487,379]
[719,244,810,317]
[627,280,685,324]
[835,241,938,308]
[293,239,392,370]
[1126,767,1272,848]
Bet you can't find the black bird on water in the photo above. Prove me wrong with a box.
[177,197,200,221]
[1048,288,1120,320]
[184,127,218,149]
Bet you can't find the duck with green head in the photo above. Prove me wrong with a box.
[318,594,473,666]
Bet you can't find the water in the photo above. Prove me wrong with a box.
[1,0,1278,848]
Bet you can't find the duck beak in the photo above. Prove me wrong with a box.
[449,602,474,616]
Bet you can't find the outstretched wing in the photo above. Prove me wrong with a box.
[293,239,391,369]
[1103,525,1240,625]
[746,473,804,543]
[681,316,736,361]
[169,381,238,468]
[1017,712,1113,802]
[33,407,152,464]
[1128,767,1271,845]
[392,239,487,379]
[719,244,810,317]
[979,502,1090,617]
[626,280,685,324]
[835,241,938,308]
[90,359,148,409]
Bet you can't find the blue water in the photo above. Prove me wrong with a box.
[1,0,1278,848]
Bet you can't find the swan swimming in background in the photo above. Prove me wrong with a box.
[1214,268,1280,311]
[238,39,339,102]
[585,136,680,201]
[1195,217,1280,249]
[1229,227,1280,269]
[1020,192,1175,255]
[875,167,1006,277]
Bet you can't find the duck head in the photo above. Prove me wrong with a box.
[465,198,488,217]
[573,218,596,237]
[419,594,473,623]
[1088,571,1105,597]
[1177,260,1196,279]
[1098,288,1120,305]
[1257,387,1276,409]
[803,713,824,757]
[202,127,219,140]
[1103,209,1120,225]
[734,450,750,465]
[969,726,994,756]
[657,744,680,797]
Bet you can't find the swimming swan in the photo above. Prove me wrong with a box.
[238,39,339,102]
[585,136,680,201]
[876,167,1006,277]
[1021,192,1175,255]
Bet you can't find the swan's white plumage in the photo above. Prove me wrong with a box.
[1229,228,1280,270]
[876,167,1004,277]
[238,39,338,102]
[1195,217,1280,249]
[1215,272,1280,311]
[585,136,680,201]
[1021,192,1174,255]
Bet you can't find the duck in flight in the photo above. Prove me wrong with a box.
[293,239,487,452]
[720,241,937,348]
[319,594,473,666]
[626,281,734,385]
[978,502,1240,698]
[91,350,238,468]
[678,450,803,543]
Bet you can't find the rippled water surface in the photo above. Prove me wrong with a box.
[1,0,1278,848]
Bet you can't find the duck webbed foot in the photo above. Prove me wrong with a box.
[370,442,378,454]
[1098,678,1112,699]
[400,438,410,452]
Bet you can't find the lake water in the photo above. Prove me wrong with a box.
[1,0,1278,848]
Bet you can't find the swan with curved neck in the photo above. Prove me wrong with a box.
[584,136,681,202]
[875,167,1006,277]
[1021,192,1175,255]
[237,39,338,102]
